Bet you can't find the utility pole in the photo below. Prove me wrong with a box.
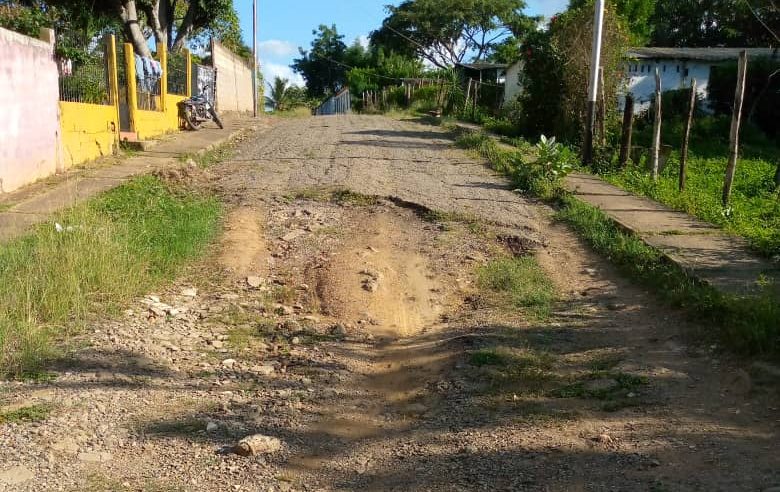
[252,0,258,118]
[582,0,605,166]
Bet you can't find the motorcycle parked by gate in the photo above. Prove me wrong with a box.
[179,84,223,131]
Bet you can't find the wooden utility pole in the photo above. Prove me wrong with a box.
[651,68,663,180]
[679,78,697,191]
[618,94,634,168]
[723,50,748,206]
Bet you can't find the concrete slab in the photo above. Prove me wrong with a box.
[566,174,720,235]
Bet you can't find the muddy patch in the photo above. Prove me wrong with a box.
[219,206,268,278]
[316,211,443,339]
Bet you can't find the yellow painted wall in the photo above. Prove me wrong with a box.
[133,94,186,140]
[59,101,118,168]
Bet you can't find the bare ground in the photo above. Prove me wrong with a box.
[0,115,778,492]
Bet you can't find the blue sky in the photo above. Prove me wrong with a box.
[233,0,569,86]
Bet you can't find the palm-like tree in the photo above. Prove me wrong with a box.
[266,76,292,111]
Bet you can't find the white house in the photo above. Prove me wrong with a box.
[503,59,524,106]
[624,47,777,112]
[503,47,778,110]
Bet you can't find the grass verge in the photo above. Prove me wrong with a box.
[604,157,780,257]
[0,175,221,378]
[456,127,780,358]
[557,195,780,356]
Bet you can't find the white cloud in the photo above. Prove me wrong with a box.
[261,62,304,87]
[258,40,298,59]
[357,35,370,49]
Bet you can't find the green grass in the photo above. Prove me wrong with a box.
[0,403,52,424]
[476,257,557,320]
[557,196,780,357]
[181,143,235,168]
[0,176,221,377]
[455,125,780,358]
[604,155,780,257]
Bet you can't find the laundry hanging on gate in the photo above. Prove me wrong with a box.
[134,54,163,92]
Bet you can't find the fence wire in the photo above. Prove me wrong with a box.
[58,45,110,105]
[167,52,188,96]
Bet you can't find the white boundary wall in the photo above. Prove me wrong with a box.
[212,40,254,113]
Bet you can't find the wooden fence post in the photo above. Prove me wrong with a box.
[464,78,472,113]
[651,67,662,181]
[723,50,748,207]
[618,93,634,168]
[106,34,121,151]
[123,43,138,134]
[679,78,697,191]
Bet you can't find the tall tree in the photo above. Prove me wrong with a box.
[370,0,532,68]
[568,0,657,43]
[292,24,348,97]
[650,0,779,47]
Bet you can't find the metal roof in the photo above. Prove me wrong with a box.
[627,47,778,61]
[456,62,508,70]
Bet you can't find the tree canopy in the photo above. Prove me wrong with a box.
[292,24,349,97]
[0,0,249,59]
[370,0,535,68]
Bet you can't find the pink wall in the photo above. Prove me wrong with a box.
[0,28,61,193]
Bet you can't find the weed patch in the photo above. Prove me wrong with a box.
[0,176,221,377]
[0,403,52,424]
[477,257,556,320]
[557,196,780,357]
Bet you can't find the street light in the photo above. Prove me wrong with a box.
[582,0,605,166]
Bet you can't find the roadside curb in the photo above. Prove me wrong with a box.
[0,117,262,243]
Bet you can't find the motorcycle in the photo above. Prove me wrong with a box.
[179,84,223,131]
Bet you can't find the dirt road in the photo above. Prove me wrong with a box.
[1,115,778,491]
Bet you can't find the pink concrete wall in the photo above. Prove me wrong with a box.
[0,27,61,193]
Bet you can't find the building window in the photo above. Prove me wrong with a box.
[663,65,667,72]
[641,65,645,73]
[683,68,689,77]
[676,65,680,73]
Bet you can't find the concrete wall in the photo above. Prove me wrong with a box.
[212,40,254,113]
[503,60,525,105]
[133,94,187,140]
[0,27,61,193]
[60,102,118,166]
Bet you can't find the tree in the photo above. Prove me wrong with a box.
[650,0,780,47]
[370,0,532,69]
[568,0,656,43]
[266,77,293,111]
[292,24,348,97]
[0,0,248,58]
[110,0,242,56]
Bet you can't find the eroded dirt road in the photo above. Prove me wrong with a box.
[1,115,778,492]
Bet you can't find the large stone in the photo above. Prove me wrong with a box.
[78,451,112,463]
[0,465,34,485]
[234,434,283,456]
[246,276,264,288]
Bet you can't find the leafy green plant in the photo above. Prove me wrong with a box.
[535,135,574,181]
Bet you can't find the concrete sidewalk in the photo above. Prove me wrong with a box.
[0,115,263,243]
[452,121,779,295]
[564,174,778,294]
